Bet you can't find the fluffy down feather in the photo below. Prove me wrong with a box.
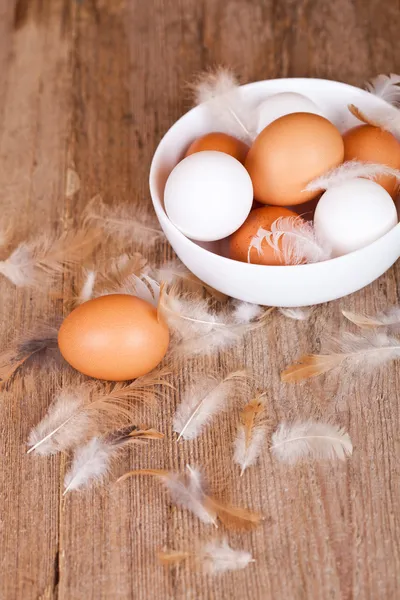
[271,421,353,464]
[192,67,256,142]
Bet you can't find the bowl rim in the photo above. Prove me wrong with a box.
[149,76,400,273]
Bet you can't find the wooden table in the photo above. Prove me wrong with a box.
[1,1,399,598]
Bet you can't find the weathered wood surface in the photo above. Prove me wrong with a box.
[0,1,399,598]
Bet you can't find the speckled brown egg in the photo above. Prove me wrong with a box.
[245,113,344,206]
[58,295,169,381]
[185,132,249,164]
[343,124,400,198]
[229,206,299,265]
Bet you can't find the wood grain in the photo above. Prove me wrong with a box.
[0,0,399,599]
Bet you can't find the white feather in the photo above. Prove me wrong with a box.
[329,331,400,369]
[203,539,254,574]
[193,68,256,141]
[231,301,263,323]
[248,217,330,265]
[305,160,400,192]
[349,103,400,138]
[78,270,96,304]
[173,371,248,440]
[247,227,269,263]
[279,307,313,321]
[271,421,353,464]
[28,390,91,455]
[0,230,98,288]
[0,244,39,286]
[342,307,400,330]
[282,331,400,382]
[103,273,160,305]
[151,261,190,285]
[82,195,164,247]
[64,437,113,493]
[159,288,268,357]
[234,426,266,475]
[366,74,400,106]
[161,466,216,525]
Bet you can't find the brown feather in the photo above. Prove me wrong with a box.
[348,104,379,127]
[100,367,174,406]
[0,327,59,385]
[281,354,345,382]
[158,551,191,566]
[207,497,262,531]
[116,468,167,484]
[241,394,266,448]
[117,467,262,530]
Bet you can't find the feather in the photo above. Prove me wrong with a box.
[342,307,400,330]
[158,550,191,566]
[158,540,254,574]
[78,270,97,304]
[174,370,249,441]
[77,253,148,303]
[106,273,160,306]
[279,307,313,321]
[28,370,171,455]
[231,301,263,323]
[202,540,254,574]
[271,421,353,463]
[365,74,400,106]
[206,497,262,531]
[305,160,400,192]
[117,465,261,530]
[98,253,148,288]
[151,260,227,302]
[248,217,331,266]
[348,103,400,138]
[82,195,163,247]
[118,466,217,525]
[281,331,400,382]
[27,386,94,455]
[64,437,114,493]
[97,366,174,405]
[191,67,255,142]
[0,325,59,385]
[63,425,164,493]
[158,286,271,357]
[0,228,99,288]
[234,393,267,475]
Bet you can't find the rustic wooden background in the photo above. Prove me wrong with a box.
[0,0,399,598]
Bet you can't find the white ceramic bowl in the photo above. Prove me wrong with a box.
[149,78,400,307]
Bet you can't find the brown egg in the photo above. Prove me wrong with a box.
[229,206,299,265]
[343,124,400,198]
[58,295,169,381]
[185,132,249,164]
[245,113,344,206]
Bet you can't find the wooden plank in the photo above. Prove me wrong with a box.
[0,1,73,599]
[0,0,399,598]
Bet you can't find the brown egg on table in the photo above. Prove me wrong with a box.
[229,206,299,265]
[58,295,169,381]
[185,132,249,164]
[343,124,400,198]
[245,113,344,206]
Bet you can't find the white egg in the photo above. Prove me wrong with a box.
[164,151,253,242]
[256,92,323,134]
[314,178,398,257]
